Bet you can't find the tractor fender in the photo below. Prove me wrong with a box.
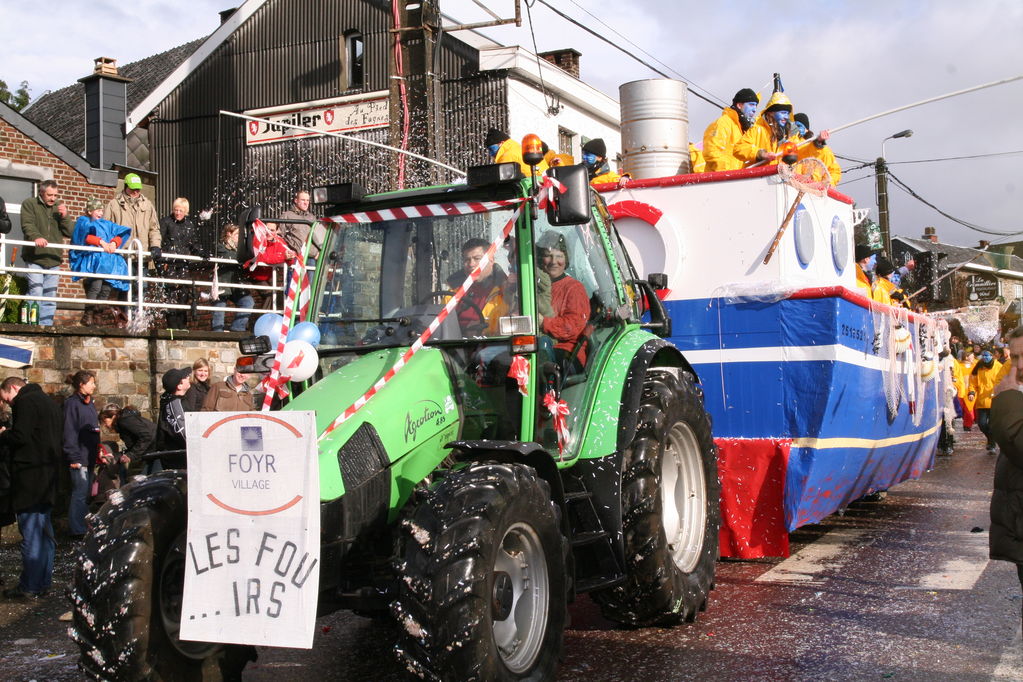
[616,339,699,453]
[447,440,568,535]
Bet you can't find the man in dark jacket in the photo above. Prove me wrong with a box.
[990,326,1023,627]
[156,367,191,469]
[20,180,74,326]
[0,377,62,598]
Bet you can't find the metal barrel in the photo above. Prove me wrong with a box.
[619,79,690,179]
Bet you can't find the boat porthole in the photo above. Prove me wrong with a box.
[831,216,849,274]
[793,204,814,268]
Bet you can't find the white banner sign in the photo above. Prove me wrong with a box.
[245,93,388,146]
[180,411,320,649]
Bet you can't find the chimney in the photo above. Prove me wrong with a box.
[978,240,991,249]
[539,49,582,79]
[219,8,237,24]
[78,58,132,170]
[921,226,938,243]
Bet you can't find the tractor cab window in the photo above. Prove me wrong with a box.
[313,206,521,350]
[533,209,626,458]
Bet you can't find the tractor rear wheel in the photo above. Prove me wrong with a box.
[69,471,255,681]
[595,369,719,626]
[393,462,568,681]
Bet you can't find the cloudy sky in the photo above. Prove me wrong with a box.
[2,0,1020,247]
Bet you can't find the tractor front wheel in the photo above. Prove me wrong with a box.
[393,462,568,681]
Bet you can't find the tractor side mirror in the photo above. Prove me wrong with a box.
[235,203,262,265]
[647,272,668,290]
[545,165,591,225]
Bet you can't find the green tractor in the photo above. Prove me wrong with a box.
[69,162,719,681]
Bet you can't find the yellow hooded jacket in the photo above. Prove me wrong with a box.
[796,138,842,186]
[591,168,623,185]
[702,107,746,172]
[969,359,1007,410]
[494,138,549,177]
[733,115,787,167]
[689,143,706,173]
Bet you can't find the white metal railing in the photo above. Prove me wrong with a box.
[0,236,295,324]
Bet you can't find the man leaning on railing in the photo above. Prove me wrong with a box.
[20,180,74,326]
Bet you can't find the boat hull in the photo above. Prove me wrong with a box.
[665,288,942,557]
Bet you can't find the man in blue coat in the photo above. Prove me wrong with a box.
[0,377,62,598]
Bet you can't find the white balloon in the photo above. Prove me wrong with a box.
[279,340,319,383]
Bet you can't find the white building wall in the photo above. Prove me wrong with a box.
[505,79,621,166]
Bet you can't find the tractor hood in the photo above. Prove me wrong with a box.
[283,347,459,500]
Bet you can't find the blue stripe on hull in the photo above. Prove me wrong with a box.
[665,294,942,531]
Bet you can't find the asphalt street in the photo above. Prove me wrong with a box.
[1,428,1020,681]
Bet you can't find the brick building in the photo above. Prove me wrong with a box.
[1,99,118,321]
[893,229,1023,329]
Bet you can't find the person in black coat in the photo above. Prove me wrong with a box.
[98,403,156,480]
[156,367,191,469]
[63,370,100,538]
[159,197,203,328]
[0,377,62,598]
[990,327,1023,627]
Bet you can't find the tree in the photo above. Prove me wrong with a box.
[0,79,31,111]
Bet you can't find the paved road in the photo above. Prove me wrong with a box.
[2,429,1021,680]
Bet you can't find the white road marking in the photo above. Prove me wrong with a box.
[755,527,870,585]
[993,625,1023,681]
[916,530,989,590]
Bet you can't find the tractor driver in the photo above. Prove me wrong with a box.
[445,237,510,336]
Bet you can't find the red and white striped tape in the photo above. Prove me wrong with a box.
[318,200,527,440]
[260,259,308,411]
[322,199,523,225]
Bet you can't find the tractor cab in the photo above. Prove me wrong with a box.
[302,161,666,458]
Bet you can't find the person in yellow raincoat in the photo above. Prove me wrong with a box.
[701,88,760,172]
[733,90,797,168]
[874,258,910,307]
[582,138,623,185]
[485,128,548,176]
[793,113,841,186]
[961,345,978,430]
[689,143,706,173]
[970,348,1013,453]
[854,244,878,298]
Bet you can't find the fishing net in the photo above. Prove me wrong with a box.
[881,304,908,420]
[777,157,832,197]
[929,304,1000,344]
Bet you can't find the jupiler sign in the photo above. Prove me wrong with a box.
[245,91,388,146]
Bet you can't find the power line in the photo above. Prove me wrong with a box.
[561,0,726,108]
[886,169,1021,237]
[888,149,1023,165]
[835,152,873,165]
[531,0,728,110]
[837,173,875,188]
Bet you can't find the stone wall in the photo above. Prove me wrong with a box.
[0,324,250,419]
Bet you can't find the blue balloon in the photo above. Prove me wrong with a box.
[288,321,321,347]
[254,313,284,348]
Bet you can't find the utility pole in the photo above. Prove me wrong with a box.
[875,157,891,255]
[388,0,442,190]
[876,129,912,256]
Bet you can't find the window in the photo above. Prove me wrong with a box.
[1,176,37,267]
[341,31,364,90]
[1015,283,1022,300]
[558,127,574,155]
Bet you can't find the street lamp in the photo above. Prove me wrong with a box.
[877,129,913,254]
